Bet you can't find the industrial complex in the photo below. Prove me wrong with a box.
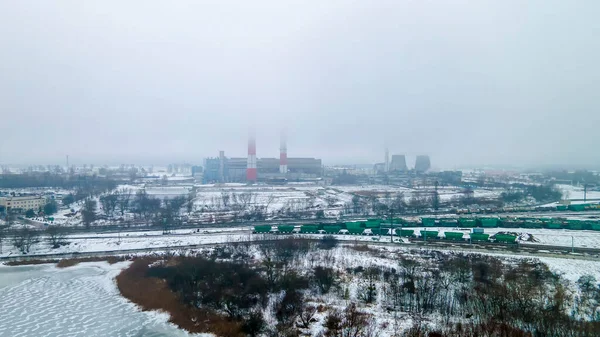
[203,133,322,183]
[202,132,433,184]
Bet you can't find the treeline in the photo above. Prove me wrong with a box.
[199,191,272,222]
[500,184,563,204]
[73,189,194,230]
[378,252,600,336]
[343,191,502,217]
[547,170,600,185]
[0,173,119,189]
[342,183,562,218]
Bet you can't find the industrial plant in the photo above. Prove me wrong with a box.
[374,152,431,175]
[203,132,322,183]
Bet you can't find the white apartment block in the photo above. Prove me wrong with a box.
[0,196,47,211]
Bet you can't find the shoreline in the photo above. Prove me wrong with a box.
[115,257,237,336]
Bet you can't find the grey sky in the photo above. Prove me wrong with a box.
[1,1,599,169]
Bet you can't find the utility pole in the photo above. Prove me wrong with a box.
[433,181,440,212]
[572,236,574,253]
[389,208,394,243]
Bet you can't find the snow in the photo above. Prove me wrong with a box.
[0,261,208,336]
[557,184,600,200]
[0,232,255,257]
[536,257,600,283]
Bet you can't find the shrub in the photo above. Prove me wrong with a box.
[319,235,339,250]
[314,266,337,294]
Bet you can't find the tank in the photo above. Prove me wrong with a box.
[345,222,364,235]
[422,218,436,227]
[253,225,272,233]
[444,232,464,240]
[480,218,498,228]
[420,230,439,240]
[567,220,584,230]
[300,225,319,233]
[470,233,490,241]
[494,234,517,243]
[277,225,295,233]
[568,204,586,212]
[439,219,458,227]
[545,220,562,229]
[459,218,477,228]
[501,219,520,228]
[402,220,419,227]
[395,229,414,237]
[365,220,381,228]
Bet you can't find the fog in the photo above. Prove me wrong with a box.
[1,1,598,169]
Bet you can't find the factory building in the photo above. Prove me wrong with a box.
[204,154,322,183]
[202,132,322,183]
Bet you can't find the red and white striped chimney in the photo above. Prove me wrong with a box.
[247,133,257,182]
[280,131,287,174]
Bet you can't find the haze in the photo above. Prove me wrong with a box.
[1,1,599,169]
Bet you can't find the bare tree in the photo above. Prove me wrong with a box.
[314,266,337,294]
[186,192,195,213]
[264,194,278,213]
[239,192,255,209]
[324,303,378,337]
[12,227,39,254]
[5,209,16,227]
[100,192,118,218]
[81,198,97,228]
[46,225,68,248]
[0,226,6,254]
[358,266,380,304]
[351,195,362,214]
[221,192,231,209]
[298,304,317,329]
[117,188,132,216]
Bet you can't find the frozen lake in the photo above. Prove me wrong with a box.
[0,262,196,337]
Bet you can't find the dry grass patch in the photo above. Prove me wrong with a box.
[4,259,60,266]
[116,258,242,336]
[56,255,127,268]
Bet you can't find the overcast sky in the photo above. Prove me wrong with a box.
[1,1,599,169]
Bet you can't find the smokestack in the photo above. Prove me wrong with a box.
[385,148,389,173]
[280,131,287,174]
[247,133,257,182]
[219,151,225,183]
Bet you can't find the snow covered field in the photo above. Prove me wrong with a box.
[0,262,203,337]
[558,184,600,200]
[0,232,254,258]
